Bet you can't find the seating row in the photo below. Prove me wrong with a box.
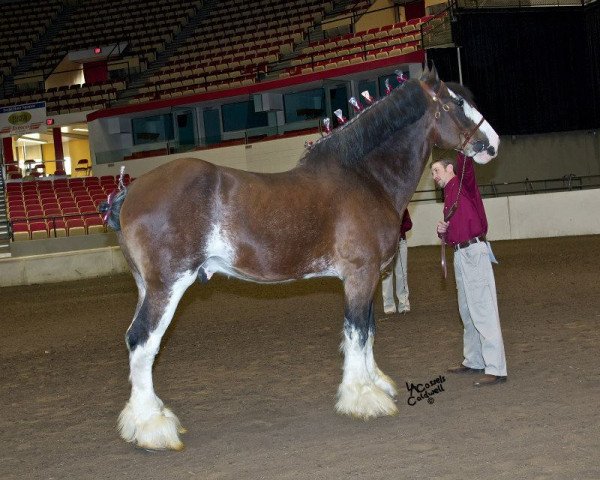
[11,216,106,240]
[28,0,201,74]
[281,41,420,77]
[292,34,419,67]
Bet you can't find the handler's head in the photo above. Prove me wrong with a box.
[430,158,456,188]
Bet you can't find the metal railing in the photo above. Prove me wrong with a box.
[421,8,453,49]
[411,174,600,203]
[455,0,596,8]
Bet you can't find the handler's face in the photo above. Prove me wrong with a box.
[431,162,454,188]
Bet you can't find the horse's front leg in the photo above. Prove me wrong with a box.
[336,271,398,419]
[118,272,195,450]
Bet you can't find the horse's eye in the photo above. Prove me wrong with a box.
[455,98,464,107]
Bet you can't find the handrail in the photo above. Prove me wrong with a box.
[454,0,594,8]
[412,174,600,202]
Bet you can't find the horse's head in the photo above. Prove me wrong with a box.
[420,65,499,164]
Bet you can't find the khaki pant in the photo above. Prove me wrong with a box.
[382,239,409,313]
[454,240,507,377]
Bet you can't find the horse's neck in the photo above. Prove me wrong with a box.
[364,116,433,215]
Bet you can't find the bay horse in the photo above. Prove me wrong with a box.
[107,65,499,451]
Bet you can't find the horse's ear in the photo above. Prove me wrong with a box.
[420,64,430,81]
[429,62,440,82]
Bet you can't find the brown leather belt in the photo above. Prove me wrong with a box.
[454,235,486,251]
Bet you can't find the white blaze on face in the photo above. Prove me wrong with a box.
[448,88,500,164]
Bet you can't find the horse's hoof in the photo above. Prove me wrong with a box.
[336,382,399,420]
[119,402,185,451]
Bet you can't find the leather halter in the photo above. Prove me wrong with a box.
[420,81,486,153]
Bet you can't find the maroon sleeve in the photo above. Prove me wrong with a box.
[456,152,476,195]
[400,209,412,235]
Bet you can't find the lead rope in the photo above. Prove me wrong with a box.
[440,156,467,278]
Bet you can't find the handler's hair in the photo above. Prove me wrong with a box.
[429,157,457,172]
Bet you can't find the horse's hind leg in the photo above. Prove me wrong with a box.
[336,271,398,419]
[118,271,196,451]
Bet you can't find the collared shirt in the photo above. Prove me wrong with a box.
[443,153,488,246]
[400,209,412,240]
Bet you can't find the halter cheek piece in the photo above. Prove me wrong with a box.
[420,81,486,153]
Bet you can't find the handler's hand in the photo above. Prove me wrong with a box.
[437,220,449,235]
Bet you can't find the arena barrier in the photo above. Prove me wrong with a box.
[1,188,598,287]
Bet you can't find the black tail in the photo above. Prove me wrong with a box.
[98,188,128,231]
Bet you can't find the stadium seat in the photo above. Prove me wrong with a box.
[85,216,106,234]
[11,222,30,241]
[29,221,49,239]
[66,218,86,236]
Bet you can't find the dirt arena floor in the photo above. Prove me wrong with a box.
[1,235,599,479]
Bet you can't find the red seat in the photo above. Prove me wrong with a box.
[9,209,26,220]
[62,207,81,215]
[11,222,30,241]
[83,177,100,186]
[66,218,86,236]
[47,218,67,237]
[79,204,97,213]
[29,221,49,239]
[84,215,105,234]
[26,208,44,217]
[59,200,77,209]
[44,208,63,217]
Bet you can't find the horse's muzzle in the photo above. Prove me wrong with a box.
[472,140,496,157]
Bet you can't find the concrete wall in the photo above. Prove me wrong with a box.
[93,132,320,178]
[474,130,600,184]
[2,189,598,287]
[0,246,128,287]
[92,128,600,188]
[406,188,600,245]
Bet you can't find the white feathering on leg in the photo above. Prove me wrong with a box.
[335,325,398,419]
[118,272,195,450]
[365,334,398,399]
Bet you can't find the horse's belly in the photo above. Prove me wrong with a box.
[200,256,338,284]
[201,222,339,283]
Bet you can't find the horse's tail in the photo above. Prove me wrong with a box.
[99,188,128,231]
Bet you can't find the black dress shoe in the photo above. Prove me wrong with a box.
[473,374,507,387]
[447,364,485,374]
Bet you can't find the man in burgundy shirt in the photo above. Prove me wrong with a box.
[431,153,507,387]
[382,209,412,314]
